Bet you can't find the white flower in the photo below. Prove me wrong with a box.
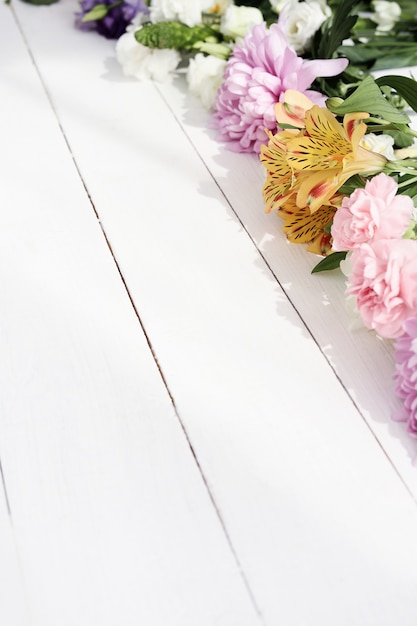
[371,0,401,32]
[277,0,331,53]
[269,0,289,12]
[220,5,264,39]
[186,53,227,109]
[116,30,180,82]
[149,0,214,27]
[359,133,396,160]
[206,0,233,14]
[124,13,148,33]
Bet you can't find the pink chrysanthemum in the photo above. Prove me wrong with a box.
[393,316,417,435]
[212,22,348,153]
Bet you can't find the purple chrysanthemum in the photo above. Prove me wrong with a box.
[213,22,348,153]
[75,0,148,39]
[393,316,417,436]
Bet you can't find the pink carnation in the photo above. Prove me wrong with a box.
[393,316,417,435]
[347,238,417,339]
[212,22,348,153]
[331,173,413,251]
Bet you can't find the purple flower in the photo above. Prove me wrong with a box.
[212,22,348,153]
[393,316,417,436]
[75,0,148,39]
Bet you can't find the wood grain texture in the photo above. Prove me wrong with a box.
[7,1,417,624]
[0,475,29,626]
[0,4,263,625]
[156,76,417,489]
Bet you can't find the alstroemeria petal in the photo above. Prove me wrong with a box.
[278,197,336,243]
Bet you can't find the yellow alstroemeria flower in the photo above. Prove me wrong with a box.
[261,100,388,216]
[260,128,310,213]
[286,106,387,213]
[277,193,344,254]
[274,89,315,130]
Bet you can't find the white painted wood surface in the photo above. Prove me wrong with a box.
[3,1,417,624]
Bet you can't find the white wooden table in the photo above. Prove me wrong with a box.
[2,2,417,624]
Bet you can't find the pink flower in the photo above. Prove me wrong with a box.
[331,173,413,251]
[212,22,348,153]
[347,238,417,338]
[393,316,417,435]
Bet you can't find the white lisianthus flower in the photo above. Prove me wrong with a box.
[149,0,214,27]
[359,133,396,160]
[116,29,180,82]
[277,0,331,53]
[269,0,290,12]
[186,53,227,109]
[220,5,264,39]
[371,0,401,32]
[206,0,233,14]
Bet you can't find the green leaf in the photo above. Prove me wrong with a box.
[375,75,417,115]
[311,251,347,273]
[326,75,410,123]
[385,129,415,148]
[337,45,380,63]
[372,50,417,71]
[314,0,359,59]
[19,0,59,5]
[338,174,366,195]
[82,3,110,21]
[396,174,417,201]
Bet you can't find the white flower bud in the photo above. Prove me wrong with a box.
[220,5,264,39]
[371,0,401,32]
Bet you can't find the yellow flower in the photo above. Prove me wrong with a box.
[277,193,343,254]
[260,94,389,254]
[261,103,388,215]
[286,106,387,212]
[260,129,308,213]
[274,90,315,130]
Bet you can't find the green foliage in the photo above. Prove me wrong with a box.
[312,0,359,59]
[326,75,410,123]
[338,175,366,195]
[82,2,116,22]
[398,178,417,203]
[375,75,417,115]
[135,21,219,51]
[18,0,59,5]
[312,252,347,274]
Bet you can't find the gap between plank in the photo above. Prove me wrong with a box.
[0,459,11,516]
[154,81,417,508]
[10,10,267,623]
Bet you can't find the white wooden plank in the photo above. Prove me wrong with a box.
[13,3,417,625]
[0,479,30,625]
[156,75,417,488]
[0,5,263,625]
